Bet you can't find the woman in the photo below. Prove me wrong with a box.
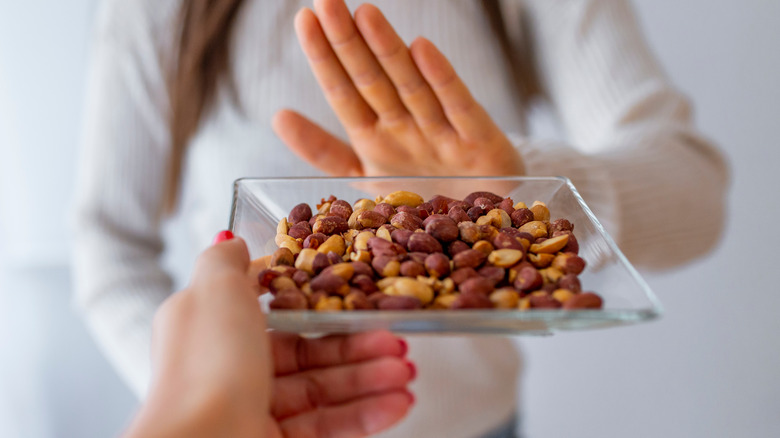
[74,1,728,436]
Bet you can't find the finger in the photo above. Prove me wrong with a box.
[271,330,407,375]
[314,0,408,124]
[272,109,363,177]
[354,4,450,135]
[410,37,498,142]
[272,356,414,419]
[193,236,251,281]
[278,390,413,438]
[295,7,377,132]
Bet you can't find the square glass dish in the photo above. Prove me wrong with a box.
[229,176,662,335]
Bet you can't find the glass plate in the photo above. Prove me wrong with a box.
[229,176,662,335]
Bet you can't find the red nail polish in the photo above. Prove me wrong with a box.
[406,361,417,380]
[212,230,234,245]
[398,338,408,356]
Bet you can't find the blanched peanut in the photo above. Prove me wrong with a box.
[489,288,520,309]
[518,221,548,239]
[552,288,575,304]
[529,234,569,254]
[487,249,524,268]
[353,198,377,211]
[383,277,434,305]
[317,235,346,256]
[432,294,459,309]
[382,190,424,207]
[315,296,343,311]
[294,248,318,274]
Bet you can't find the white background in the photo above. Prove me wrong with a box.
[1,1,778,437]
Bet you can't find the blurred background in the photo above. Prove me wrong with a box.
[1,0,778,437]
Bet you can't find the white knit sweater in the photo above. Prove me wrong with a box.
[73,1,728,437]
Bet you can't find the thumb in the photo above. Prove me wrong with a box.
[272,109,364,177]
[193,232,251,281]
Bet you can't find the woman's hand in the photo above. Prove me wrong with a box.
[124,234,414,438]
[273,0,525,177]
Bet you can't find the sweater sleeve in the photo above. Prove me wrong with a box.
[72,1,177,397]
[516,0,729,270]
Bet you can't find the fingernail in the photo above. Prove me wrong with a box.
[398,338,408,356]
[406,361,416,380]
[212,230,234,245]
[405,390,415,404]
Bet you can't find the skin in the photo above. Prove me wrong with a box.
[273,0,525,178]
[123,237,414,438]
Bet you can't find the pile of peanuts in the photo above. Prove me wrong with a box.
[260,190,603,311]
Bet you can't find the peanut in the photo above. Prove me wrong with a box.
[372,256,401,277]
[400,260,426,278]
[383,277,434,304]
[390,229,414,247]
[528,253,555,268]
[310,273,350,296]
[373,202,396,219]
[529,234,569,254]
[288,203,312,225]
[278,238,302,255]
[377,295,423,310]
[358,210,388,229]
[353,198,376,211]
[486,209,512,229]
[349,250,371,263]
[270,247,294,267]
[518,221,548,239]
[317,235,346,256]
[493,232,525,251]
[472,240,495,257]
[458,276,494,296]
[490,288,520,309]
[552,288,575,304]
[344,290,373,310]
[487,249,523,268]
[391,211,423,231]
[312,216,349,236]
[432,294,459,309]
[303,233,327,249]
[453,249,487,270]
[383,190,425,207]
[563,292,603,309]
[551,253,586,275]
[270,289,308,310]
[530,203,550,222]
[464,191,503,205]
[329,200,353,220]
[425,217,459,242]
[376,224,394,241]
[424,253,451,278]
[288,222,312,240]
[451,293,492,309]
[315,296,343,311]
[295,248,319,274]
[321,262,355,281]
[407,233,443,254]
[458,222,482,244]
[478,266,506,286]
[351,274,379,294]
[352,231,374,252]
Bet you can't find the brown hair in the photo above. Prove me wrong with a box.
[165,0,539,213]
[166,0,245,212]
